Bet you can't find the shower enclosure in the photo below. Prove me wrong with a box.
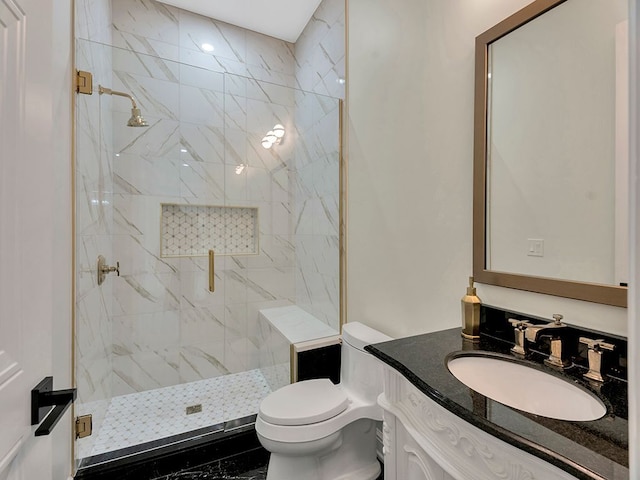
[74,30,342,468]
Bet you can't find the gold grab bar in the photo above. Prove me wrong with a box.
[208,249,215,292]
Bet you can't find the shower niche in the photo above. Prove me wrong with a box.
[161,204,259,257]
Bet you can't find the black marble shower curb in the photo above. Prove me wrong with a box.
[74,423,267,480]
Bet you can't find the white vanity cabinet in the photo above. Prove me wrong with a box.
[379,367,579,480]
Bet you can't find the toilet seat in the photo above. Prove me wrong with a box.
[259,378,349,426]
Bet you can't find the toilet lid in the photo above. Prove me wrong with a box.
[259,378,349,426]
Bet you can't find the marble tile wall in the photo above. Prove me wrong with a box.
[292,91,341,327]
[74,0,343,439]
[292,0,343,328]
[294,0,346,99]
[103,0,301,396]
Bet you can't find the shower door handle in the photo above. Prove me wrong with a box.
[208,249,215,292]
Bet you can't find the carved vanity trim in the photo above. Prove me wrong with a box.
[380,368,579,480]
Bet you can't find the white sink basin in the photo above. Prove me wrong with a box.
[447,354,606,421]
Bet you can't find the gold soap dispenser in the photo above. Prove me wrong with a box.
[461,276,481,340]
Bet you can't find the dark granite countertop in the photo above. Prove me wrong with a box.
[366,328,628,480]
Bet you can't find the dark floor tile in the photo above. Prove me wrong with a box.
[154,448,268,480]
[156,455,384,480]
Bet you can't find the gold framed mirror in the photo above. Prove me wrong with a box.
[473,0,628,307]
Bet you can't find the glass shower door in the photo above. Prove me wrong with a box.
[74,40,232,466]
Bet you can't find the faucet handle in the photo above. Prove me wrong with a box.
[551,313,564,325]
[579,337,615,352]
[579,337,615,382]
[508,318,530,330]
[508,318,530,356]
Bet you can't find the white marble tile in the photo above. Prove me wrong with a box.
[179,49,247,76]
[224,303,249,374]
[221,267,248,306]
[76,339,112,401]
[246,80,295,107]
[179,85,225,126]
[112,116,181,160]
[179,344,227,382]
[178,10,246,64]
[112,30,181,63]
[113,233,178,277]
[222,126,247,167]
[223,163,248,202]
[258,305,337,344]
[180,270,226,310]
[84,370,271,458]
[272,201,293,236]
[247,235,294,269]
[113,194,168,237]
[179,63,225,91]
[112,311,180,355]
[246,267,295,303]
[111,0,180,46]
[113,46,180,83]
[112,272,181,316]
[224,74,248,98]
[111,71,180,120]
[245,65,297,90]
[245,32,295,75]
[224,93,247,131]
[76,0,112,43]
[114,153,181,197]
[113,349,181,395]
[293,0,345,98]
[179,161,225,200]
[180,305,226,345]
[179,122,225,164]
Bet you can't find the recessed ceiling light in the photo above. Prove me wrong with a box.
[201,43,214,52]
[180,148,188,153]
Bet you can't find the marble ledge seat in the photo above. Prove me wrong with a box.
[257,305,340,391]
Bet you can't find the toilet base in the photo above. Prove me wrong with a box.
[261,419,381,480]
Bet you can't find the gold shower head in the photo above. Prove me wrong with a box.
[98,85,149,127]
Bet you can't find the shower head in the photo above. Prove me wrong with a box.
[98,85,149,127]
[127,108,148,127]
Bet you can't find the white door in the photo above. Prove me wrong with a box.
[0,0,71,479]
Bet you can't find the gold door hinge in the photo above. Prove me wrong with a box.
[76,70,93,95]
[75,414,92,439]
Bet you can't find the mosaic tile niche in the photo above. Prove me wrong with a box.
[161,204,259,257]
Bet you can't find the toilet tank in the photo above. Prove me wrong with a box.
[340,322,393,404]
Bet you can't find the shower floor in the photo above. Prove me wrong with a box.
[84,369,272,458]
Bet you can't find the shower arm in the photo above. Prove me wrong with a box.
[98,85,140,109]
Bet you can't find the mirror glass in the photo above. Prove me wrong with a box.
[474,0,628,306]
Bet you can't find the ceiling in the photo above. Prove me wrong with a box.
[156,0,322,43]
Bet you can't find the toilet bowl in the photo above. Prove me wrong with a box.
[255,322,392,480]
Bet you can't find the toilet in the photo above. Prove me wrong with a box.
[255,322,392,480]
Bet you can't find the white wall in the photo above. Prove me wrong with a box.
[346,0,627,339]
